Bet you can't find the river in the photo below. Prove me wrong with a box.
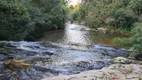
[41,23,124,46]
[0,23,128,80]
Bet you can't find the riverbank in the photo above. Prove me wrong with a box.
[42,57,142,80]
[42,63,142,80]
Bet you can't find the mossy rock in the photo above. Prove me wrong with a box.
[4,60,31,70]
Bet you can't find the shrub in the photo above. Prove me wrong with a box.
[20,0,65,40]
[0,0,31,40]
[130,22,142,52]
[113,38,131,47]
[114,22,142,52]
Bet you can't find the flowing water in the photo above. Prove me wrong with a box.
[0,23,128,80]
[41,23,125,46]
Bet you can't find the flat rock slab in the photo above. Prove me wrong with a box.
[42,64,142,80]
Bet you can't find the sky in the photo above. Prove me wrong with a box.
[68,0,82,5]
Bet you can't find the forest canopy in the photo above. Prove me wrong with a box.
[70,0,142,52]
[0,0,66,41]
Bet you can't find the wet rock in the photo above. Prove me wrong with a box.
[33,66,60,74]
[40,42,61,48]
[89,45,128,57]
[128,51,142,61]
[0,74,10,80]
[0,41,131,80]
[23,56,52,63]
[112,57,142,64]
[135,54,142,61]
[0,54,8,61]
[42,52,54,56]
[0,41,17,48]
[0,48,37,59]
[4,60,31,70]
[0,62,15,80]
[25,45,40,49]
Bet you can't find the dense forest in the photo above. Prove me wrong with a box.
[0,0,66,41]
[70,0,142,52]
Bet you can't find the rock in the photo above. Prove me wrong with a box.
[42,64,142,80]
[128,51,142,61]
[0,41,16,48]
[43,52,54,56]
[112,57,129,64]
[23,56,52,63]
[4,60,31,70]
[112,57,142,64]
[71,46,89,51]
[135,54,142,61]
[97,27,107,33]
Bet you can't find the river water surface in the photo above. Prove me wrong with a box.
[41,23,124,46]
[0,23,128,80]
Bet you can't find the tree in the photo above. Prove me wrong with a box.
[75,0,139,29]
[129,23,142,52]
[0,0,31,40]
[20,0,65,40]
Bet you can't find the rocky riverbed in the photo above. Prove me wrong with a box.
[42,57,142,80]
[0,41,141,80]
[42,63,142,80]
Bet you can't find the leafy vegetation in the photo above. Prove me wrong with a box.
[70,0,142,52]
[130,23,142,52]
[0,0,31,40]
[21,0,66,40]
[114,23,142,52]
[0,0,66,40]
[73,0,141,29]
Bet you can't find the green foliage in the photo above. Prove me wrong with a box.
[75,0,140,29]
[113,38,131,47]
[130,23,142,52]
[68,10,80,21]
[115,28,131,35]
[20,0,65,40]
[114,22,142,52]
[0,0,31,40]
[0,0,66,41]
[76,0,142,52]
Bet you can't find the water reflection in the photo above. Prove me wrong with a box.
[41,23,123,46]
[64,23,92,45]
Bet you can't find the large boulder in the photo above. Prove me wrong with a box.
[42,64,142,80]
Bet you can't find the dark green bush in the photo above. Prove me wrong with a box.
[0,0,31,40]
[20,0,65,40]
[130,23,142,52]
[114,22,142,52]
[113,38,131,47]
[0,0,66,41]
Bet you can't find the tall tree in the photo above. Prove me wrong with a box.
[0,0,31,40]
